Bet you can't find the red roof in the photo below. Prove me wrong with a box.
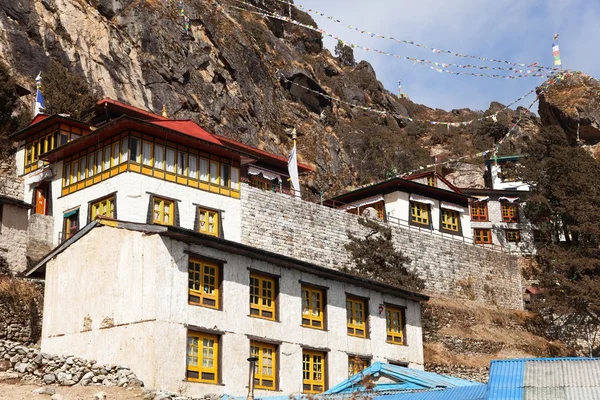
[96,98,168,121]
[216,134,313,173]
[29,114,51,126]
[149,120,223,146]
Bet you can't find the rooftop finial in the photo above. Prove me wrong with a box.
[162,104,168,118]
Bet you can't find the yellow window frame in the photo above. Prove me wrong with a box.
[250,341,277,390]
[301,287,324,329]
[197,208,219,237]
[427,175,437,187]
[348,356,371,377]
[186,332,219,384]
[501,202,519,222]
[188,259,219,309]
[249,273,276,320]
[302,350,325,394]
[90,196,115,220]
[505,229,520,242]
[346,297,367,338]
[410,202,429,225]
[152,197,175,225]
[474,229,492,244]
[385,306,404,345]
[441,209,459,232]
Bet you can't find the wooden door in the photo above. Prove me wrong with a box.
[35,182,48,215]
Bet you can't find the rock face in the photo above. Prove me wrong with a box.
[0,0,544,197]
[538,73,600,143]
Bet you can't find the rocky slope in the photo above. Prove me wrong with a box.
[0,0,545,196]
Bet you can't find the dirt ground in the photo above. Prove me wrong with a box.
[0,383,147,400]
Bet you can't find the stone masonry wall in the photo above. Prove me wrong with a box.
[0,278,44,344]
[241,184,523,309]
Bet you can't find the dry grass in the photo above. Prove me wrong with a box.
[0,276,41,304]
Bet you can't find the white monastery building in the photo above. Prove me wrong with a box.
[26,219,428,396]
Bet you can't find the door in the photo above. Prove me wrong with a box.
[35,182,48,215]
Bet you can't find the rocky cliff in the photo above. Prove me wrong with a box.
[0,0,546,195]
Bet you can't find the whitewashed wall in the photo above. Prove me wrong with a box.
[19,162,241,245]
[42,227,424,396]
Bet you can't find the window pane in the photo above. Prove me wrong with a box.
[231,167,239,190]
[200,158,209,182]
[103,147,111,170]
[64,164,71,186]
[87,154,95,176]
[96,149,102,173]
[210,161,218,184]
[79,157,86,180]
[121,138,128,163]
[155,145,165,170]
[166,148,175,173]
[130,137,140,163]
[113,142,120,166]
[220,164,229,187]
[142,141,152,166]
[72,161,79,183]
[178,151,187,175]
[189,155,198,179]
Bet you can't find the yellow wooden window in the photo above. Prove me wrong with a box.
[198,208,219,237]
[410,202,429,225]
[249,273,276,320]
[250,342,277,390]
[441,209,459,232]
[63,210,79,240]
[501,202,519,222]
[386,306,404,345]
[427,175,437,187]
[90,196,115,220]
[470,201,488,221]
[348,356,371,377]
[188,259,219,309]
[505,229,520,243]
[303,351,325,393]
[346,297,367,338]
[302,287,324,329]
[186,332,218,384]
[474,229,492,244]
[152,197,174,225]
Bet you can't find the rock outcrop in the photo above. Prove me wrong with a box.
[0,0,543,197]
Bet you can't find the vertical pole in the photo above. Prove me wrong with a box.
[247,356,258,400]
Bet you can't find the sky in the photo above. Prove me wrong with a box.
[292,0,600,112]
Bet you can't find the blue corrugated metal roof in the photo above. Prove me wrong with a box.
[487,357,600,400]
[324,362,482,394]
[372,385,487,400]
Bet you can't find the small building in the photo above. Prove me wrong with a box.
[460,188,536,253]
[0,194,31,273]
[325,172,474,242]
[25,219,428,396]
[484,156,529,192]
[9,98,311,254]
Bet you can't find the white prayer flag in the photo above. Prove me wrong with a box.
[288,143,300,197]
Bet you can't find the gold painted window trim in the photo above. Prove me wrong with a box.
[186,332,219,384]
[346,297,367,338]
[301,286,324,330]
[441,209,459,232]
[188,259,220,309]
[410,202,430,225]
[250,341,277,390]
[249,273,276,320]
[302,350,325,394]
[474,228,492,244]
[152,197,174,226]
[197,207,219,237]
[90,195,115,220]
[385,306,404,345]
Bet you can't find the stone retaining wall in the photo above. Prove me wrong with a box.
[0,278,43,344]
[0,339,143,387]
[241,184,523,309]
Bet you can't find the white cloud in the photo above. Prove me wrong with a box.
[293,0,599,111]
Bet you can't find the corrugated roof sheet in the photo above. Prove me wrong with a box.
[487,358,600,400]
[372,385,487,400]
[325,362,481,394]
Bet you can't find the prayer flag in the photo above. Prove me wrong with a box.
[34,73,45,116]
[288,143,300,197]
[552,42,561,66]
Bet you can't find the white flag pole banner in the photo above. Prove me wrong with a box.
[287,143,300,197]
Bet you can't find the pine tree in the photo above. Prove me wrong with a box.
[42,62,98,121]
[522,126,600,336]
[345,218,425,291]
[334,40,356,67]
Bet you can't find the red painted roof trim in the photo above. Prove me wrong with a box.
[403,170,463,194]
[96,98,168,121]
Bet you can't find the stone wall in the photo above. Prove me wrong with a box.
[0,155,24,201]
[0,204,29,274]
[241,184,523,309]
[0,339,143,387]
[0,278,43,344]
